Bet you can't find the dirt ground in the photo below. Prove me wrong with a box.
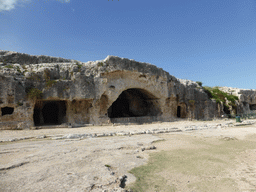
[1,120,256,192]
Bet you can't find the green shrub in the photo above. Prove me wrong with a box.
[97,62,104,67]
[203,86,239,105]
[43,68,51,81]
[196,81,203,86]
[4,65,13,69]
[63,86,69,91]
[27,88,43,100]
[21,64,27,69]
[77,63,82,69]
[17,101,23,106]
[17,67,22,73]
[26,74,42,81]
[46,80,57,88]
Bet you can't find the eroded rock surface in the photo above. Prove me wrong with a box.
[0,134,159,192]
[0,51,255,129]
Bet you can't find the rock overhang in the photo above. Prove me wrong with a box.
[0,51,255,129]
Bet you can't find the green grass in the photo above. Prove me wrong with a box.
[128,135,256,192]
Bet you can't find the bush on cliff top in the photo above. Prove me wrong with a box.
[203,86,238,105]
[196,81,203,86]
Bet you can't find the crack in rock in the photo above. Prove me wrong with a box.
[0,161,29,171]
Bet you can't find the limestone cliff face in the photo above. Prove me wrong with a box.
[0,51,249,129]
[219,87,256,114]
[0,50,76,65]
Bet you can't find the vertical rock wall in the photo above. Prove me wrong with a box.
[0,51,255,129]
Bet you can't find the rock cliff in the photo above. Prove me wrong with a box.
[0,51,254,129]
[219,87,256,114]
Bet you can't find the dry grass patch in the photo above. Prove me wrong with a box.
[128,134,256,192]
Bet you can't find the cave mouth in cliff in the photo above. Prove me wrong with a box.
[250,104,256,110]
[1,107,14,116]
[33,101,66,126]
[107,88,161,118]
[223,105,230,114]
[177,106,181,118]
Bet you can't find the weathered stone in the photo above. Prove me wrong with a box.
[116,132,127,136]
[0,51,255,129]
[36,135,46,139]
[16,122,30,129]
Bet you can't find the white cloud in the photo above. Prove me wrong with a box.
[0,0,70,12]
[57,0,70,3]
[0,0,18,11]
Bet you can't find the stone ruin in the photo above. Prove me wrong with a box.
[0,50,255,129]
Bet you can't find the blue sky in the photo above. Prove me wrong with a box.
[1,0,256,89]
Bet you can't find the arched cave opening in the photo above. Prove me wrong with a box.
[1,107,14,116]
[223,105,230,115]
[33,101,66,126]
[177,106,181,118]
[107,88,161,118]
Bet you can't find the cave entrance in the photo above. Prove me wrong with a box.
[223,105,230,114]
[177,106,181,118]
[42,102,59,124]
[250,104,256,111]
[33,101,67,126]
[1,107,14,116]
[33,108,40,125]
[107,88,161,118]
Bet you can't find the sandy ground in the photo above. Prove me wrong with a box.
[1,120,256,191]
[149,127,256,192]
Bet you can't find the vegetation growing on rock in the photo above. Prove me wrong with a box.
[27,88,43,100]
[16,101,23,106]
[203,86,239,114]
[189,100,195,104]
[203,86,238,104]
[4,65,14,69]
[45,80,57,88]
[1,51,255,130]
[97,62,104,67]
[43,68,51,81]
[196,81,202,86]
[26,73,42,81]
